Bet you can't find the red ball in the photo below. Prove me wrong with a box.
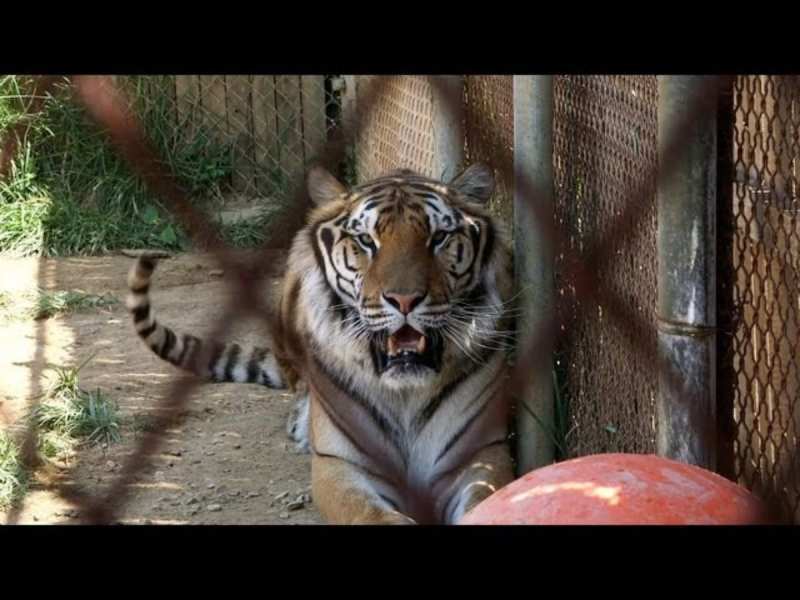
[460,453,766,525]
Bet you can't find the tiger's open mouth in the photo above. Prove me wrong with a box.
[370,325,443,375]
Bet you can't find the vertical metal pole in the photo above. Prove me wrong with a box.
[656,76,718,469]
[715,79,737,480]
[431,76,464,181]
[513,75,555,474]
[340,75,358,142]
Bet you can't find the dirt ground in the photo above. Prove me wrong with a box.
[0,252,323,525]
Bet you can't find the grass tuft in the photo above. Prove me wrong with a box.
[0,431,27,510]
[31,357,121,460]
[0,289,117,322]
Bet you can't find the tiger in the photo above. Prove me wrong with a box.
[126,163,516,524]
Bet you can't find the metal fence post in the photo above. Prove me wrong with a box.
[715,79,737,481]
[431,76,465,181]
[340,76,358,142]
[513,75,555,474]
[656,76,718,469]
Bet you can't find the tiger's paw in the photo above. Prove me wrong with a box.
[286,393,310,454]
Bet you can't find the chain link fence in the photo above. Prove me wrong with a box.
[724,75,800,522]
[124,75,337,198]
[553,76,659,458]
[118,75,342,247]
[353,75,438,182]
[464,76,514,224]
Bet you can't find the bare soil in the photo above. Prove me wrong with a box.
[0,252,322,525]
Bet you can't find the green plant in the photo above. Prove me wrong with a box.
[0,430,26,509]
[340,143,358,187]
[0,76,242,257]
[0,289,117,322]
[31,357,121,459]
[520,364,572,461]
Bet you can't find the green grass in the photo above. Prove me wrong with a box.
[519,363,573,462]
[0,430,27,510]
[0,75,292,257]
[31,358,121,459]
[0,288,117,322]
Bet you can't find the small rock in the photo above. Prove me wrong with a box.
[104,460,117,472]
[233,444,241,450]
[246,491,261,499]
[275,491,289,501]
[189,508,199,516]
[166,449,183,457]
[287,500,304,511]
[191,459,202,465]
[207,483,216,489]
[279,511,289,519]
[154,470,165,480]
[209,269,224,278]
[186,497,199,505]
[207,504,222,512]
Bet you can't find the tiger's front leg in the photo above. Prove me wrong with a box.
[310,454,416,525]
[443,442,514,524]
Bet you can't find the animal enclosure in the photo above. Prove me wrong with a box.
[1,74,798,524]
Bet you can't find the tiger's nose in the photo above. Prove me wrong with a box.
[383,291,426,315]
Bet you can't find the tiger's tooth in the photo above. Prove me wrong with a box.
[417,335,426,354]
[387,335,398,356]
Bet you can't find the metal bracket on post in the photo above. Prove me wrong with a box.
[656,76,718,470]
[431,76,464,181]
[513,75,555,474]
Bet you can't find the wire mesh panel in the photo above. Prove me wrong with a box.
[121,75,333,201]
[464,76,514,223]
[353,76,437,182]
[553,76,659,457]
[727,75,800,522]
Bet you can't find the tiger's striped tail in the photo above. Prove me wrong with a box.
[126,256,288,389]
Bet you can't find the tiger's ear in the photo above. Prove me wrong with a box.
[450,163,495,204]
[307,166,348,206]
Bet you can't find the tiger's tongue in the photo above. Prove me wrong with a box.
[387,325,426,356]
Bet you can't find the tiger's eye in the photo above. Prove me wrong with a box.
[431,231,448,245]
[357,233,373,246]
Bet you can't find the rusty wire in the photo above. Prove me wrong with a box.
[0,74,785,524]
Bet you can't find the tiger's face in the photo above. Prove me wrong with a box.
[307,164,504,389]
